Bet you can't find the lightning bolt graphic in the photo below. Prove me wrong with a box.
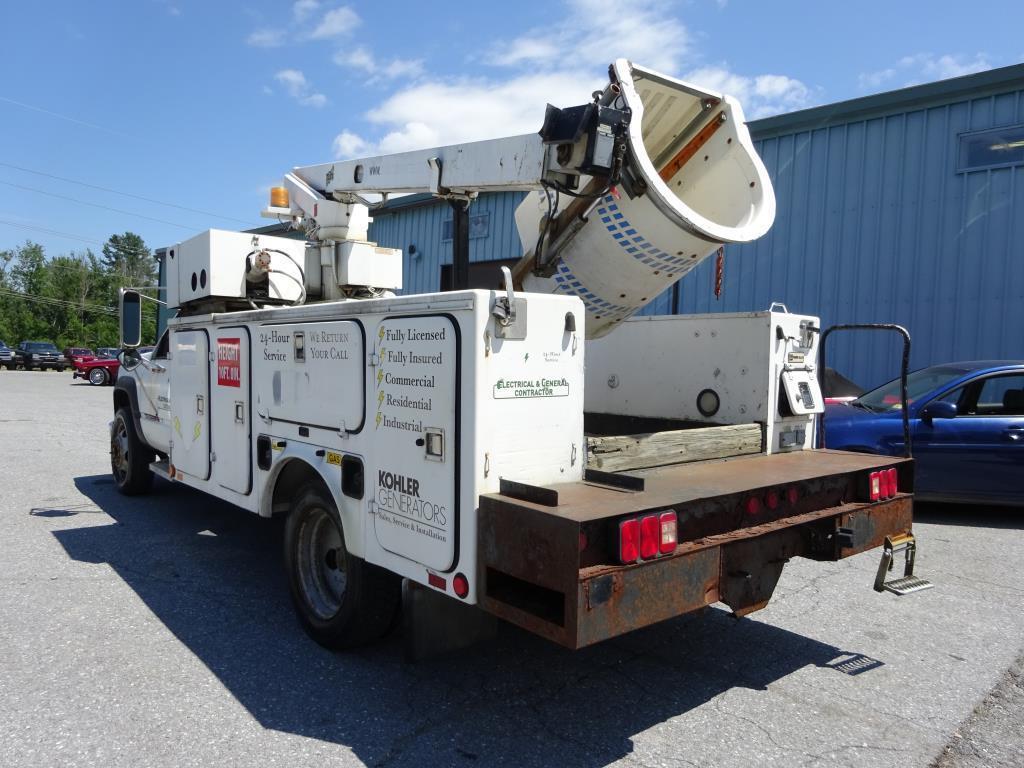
[375,411,383,429]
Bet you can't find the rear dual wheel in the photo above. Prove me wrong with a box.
[284,484,401,649]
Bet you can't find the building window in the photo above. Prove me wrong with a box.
[958,124,1024,171]
[441,212,491,241]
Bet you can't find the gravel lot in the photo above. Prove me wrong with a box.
[1,370,1022,768]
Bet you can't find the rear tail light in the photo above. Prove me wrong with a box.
[619,519,640,563]
[765,490,780,510]
[659,511,677,555]
[868,468,898,501]
[639,515,659,559]
[745,496,762,516]
[786,486,800,505]
[619,510,678,563]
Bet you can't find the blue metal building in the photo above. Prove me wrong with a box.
[366,63,1024,389]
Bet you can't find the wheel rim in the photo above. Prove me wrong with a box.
[90,369,105,385]
[296,506,347,620]
[110,417,130,485]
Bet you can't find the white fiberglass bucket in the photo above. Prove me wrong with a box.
[519,59,776,338]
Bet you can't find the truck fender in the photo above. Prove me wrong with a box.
[260,454,365,559]
[112,378,153,452]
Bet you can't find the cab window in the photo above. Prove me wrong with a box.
[154,330,170,360]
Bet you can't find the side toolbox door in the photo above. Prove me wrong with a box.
[372,315,458,572]
[212,329,251,494]
[170,329,211,481]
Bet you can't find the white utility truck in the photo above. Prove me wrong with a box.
[113,60,928,651]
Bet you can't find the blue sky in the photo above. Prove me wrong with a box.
[1,0,1021,260]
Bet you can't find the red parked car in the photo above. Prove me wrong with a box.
[74,355,120,385]
[64,347,95,366]
[73,347,154,385]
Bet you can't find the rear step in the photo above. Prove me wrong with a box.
[874,533,933,596]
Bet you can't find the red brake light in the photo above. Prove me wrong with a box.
[639,515,659,559]
[765,490,780,510]
[659,511,677,555]
[869,472,881,501]
[745,496,762,515]
[786,486,800,505]
[619,519,639,563]
[887,468,899,496]
[452,573,469,599]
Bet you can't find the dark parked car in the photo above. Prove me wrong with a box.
[824,360,1024,505]
[14,341,66,371]
[0,340,14,370]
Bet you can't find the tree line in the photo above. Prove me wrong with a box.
[0,232,159,349]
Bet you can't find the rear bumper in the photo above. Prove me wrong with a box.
[478,451,914,649]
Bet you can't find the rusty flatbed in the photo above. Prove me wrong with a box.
[478,450,914,649]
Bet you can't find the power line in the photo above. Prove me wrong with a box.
[0,286,118,316]
[0,95,139,141]
[0,218,151,256]
[0,161,253,226]
[0,180,197,231]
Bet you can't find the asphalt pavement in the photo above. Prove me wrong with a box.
[1,370,1022,768]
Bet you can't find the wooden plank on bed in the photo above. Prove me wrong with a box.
[586,423,764,472]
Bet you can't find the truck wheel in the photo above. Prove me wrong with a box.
[284,484,401,649]
[111,408,153,495]
[89,368,109,386]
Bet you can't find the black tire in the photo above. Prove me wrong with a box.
[88,367,109,386]
[56,366,65,372]
[284,483,401,649]
[110,407,153,495]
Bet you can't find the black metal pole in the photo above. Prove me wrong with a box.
[819,323,912,457]
[449,199,470,291]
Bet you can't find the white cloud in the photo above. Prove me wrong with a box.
[274,69,328,108]
[332,47,424,83]
[310,6,360,39]
[488,0,688,75]
[247,29,285,48]
[332,130,371,158]
[246,2,356,47]
[328,0,814,158]
[333,71,602,158]
[684,67,814,118]
[859,53,992,91]
[293,0,318,22]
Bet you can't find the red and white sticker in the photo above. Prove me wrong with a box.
[217,338,241,387]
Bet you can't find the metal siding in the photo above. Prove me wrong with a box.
[368,191,526,294]
[366,80,1024,390]
[721,85,1024,389]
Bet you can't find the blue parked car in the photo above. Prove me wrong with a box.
[824,361,1024,506]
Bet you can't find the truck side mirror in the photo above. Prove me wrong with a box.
[119,289,143,349]
[920,401,957,422]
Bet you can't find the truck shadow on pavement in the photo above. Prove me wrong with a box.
[57,474,879,768]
